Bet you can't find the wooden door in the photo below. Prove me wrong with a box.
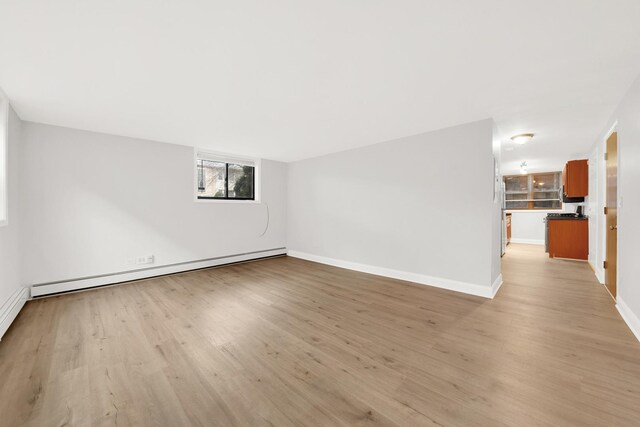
[605,132,618,299]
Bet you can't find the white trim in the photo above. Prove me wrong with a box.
[595,269,605,284]
[0,87,8,227]
[31,248,286,297]
[616,297,640,343]
[589,261,605,284]
[604,121,619,141]
[0,287,30,340]
[196,149,256,166]
[287,250,497,299]
[509,238,544,245]
[491,274,504,298]
[194,198,261,204]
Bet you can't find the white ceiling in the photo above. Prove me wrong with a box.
[1,1,640,167]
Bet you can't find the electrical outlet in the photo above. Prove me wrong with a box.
[134,255,155,265]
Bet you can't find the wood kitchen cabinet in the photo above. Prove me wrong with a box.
[562,159,588,197]
[548,219,588,260]
[506,213,512,244]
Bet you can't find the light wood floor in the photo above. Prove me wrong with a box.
[1,244,639,426]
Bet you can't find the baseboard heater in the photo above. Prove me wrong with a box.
[31,247,287,297]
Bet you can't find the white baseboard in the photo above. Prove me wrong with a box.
[287,250,497,299]
[491,274,504,298]
[31,248,287,297]
[509,238,544,245]
[616,297,640,343]
[0,287,30,341]
[588,261,605,284]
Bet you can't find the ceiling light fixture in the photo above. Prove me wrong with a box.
[511,133,535,145]
[520,161,528,175]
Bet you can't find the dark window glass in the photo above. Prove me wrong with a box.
[533,200,562,209]
[505,176,528,192]
[196,159,255,200]
[197,161,205,191]
[532,173,560,192]
[227,164,254,199]
[197,160,227,198]
[506,200,529,209]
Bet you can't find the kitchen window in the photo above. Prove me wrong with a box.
[195,151,257,201]
[504,172,562,210]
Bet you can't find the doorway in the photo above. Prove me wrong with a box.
[605,131,618,300]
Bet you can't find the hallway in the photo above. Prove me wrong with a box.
[495,243,640,424]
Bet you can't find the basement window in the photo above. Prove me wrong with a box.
[0,90,8,226]
[195,150,257,201]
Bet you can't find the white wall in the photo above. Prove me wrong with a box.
[287,119,501,297]
[508,212,546,245]
[491,122,502,287]
[0,106,22,305]
[587,140,606,283]
[590,73,640,341]
[0,103,29,339]
[20,122,287,287]
[0,92,7,227]
[507,204,577,245]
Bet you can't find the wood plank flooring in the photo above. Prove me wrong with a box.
[1,244,639,426]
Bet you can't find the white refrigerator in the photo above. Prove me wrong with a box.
[501,181,507,256]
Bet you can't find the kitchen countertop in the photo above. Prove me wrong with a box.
[546,216,589,220]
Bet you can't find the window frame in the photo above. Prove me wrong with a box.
[193,149,261,203]
[504,171,563,211]
[0,89,8,227]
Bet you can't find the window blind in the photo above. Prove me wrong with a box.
[196,151,255,167]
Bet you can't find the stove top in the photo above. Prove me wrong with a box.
[546,213,587,219]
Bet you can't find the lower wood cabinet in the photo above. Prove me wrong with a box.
[548,219,588,260]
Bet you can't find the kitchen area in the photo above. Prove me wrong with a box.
[503,159,589,261]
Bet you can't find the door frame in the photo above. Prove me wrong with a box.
[602,123,619,299]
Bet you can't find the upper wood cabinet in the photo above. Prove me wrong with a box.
[562,159,588,197]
